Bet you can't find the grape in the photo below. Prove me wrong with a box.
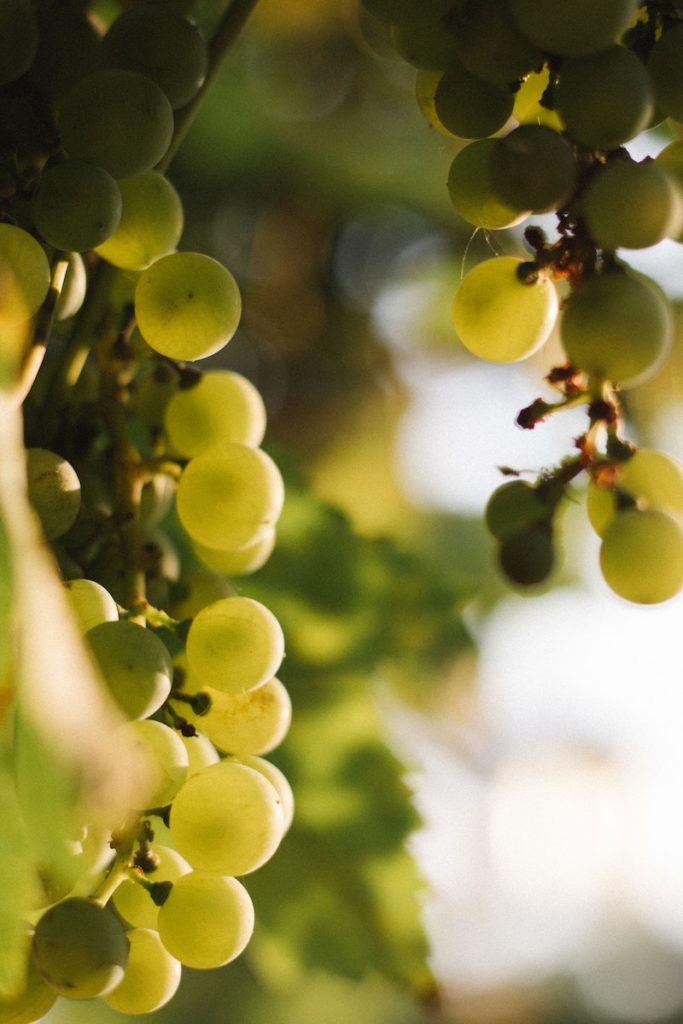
[117,719,189,808]
[449,0,542,85]
[104,928,181,1015]
[113,846,191,930]
[498,525,555,587]
[434,61,514,138]
[560,272,673,387]
[648,23,683,123]
[33,898,129,999]
[512,66,564,130]
[453,256,558,362]
[63,579,118,633]
[180,731,220,775]
[0,956,56,1024]
[139,472,175,525]
[554,47,654,151]
[32,160,122,253]
[26,447,81,540]
[581,159,683,251]
[157,872,254,969]
[490,125,576,213]
[236,754,295,833]
[164,370,267,457]
[95,171,183,271]
[485,480,552,540]
[170,569,233,621]
[196,677,292,756]
[55,252,87,321]
[508,0,639,57]
[86,620,173,720]
[0,224,50,327]
[30,6,99,99]
[390,2,460,69]
[134,252,242,361]
[193,528,277,576]
[416,70,454,137]
[58,69,174,179]
[655,140,683,242]
[186,595,285,694]
[447,140,529,230]
[169,759,283,875]
[587,449,683,536]
[101,6,207,109]
[176,443,284,552]
[600,508,683,604]
[0,0,37,86]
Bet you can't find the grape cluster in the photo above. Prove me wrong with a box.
[360,0,683,604]
[0,2,294,1019]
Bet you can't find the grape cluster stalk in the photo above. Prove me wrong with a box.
[361,0,683,604]
[0,0,295,1018]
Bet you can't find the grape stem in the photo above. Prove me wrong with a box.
[9,253,69,408]
[91,852,132,907]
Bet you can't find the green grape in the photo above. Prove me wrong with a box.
[453,256,558,362]
[55,252,87,321]
[63,578,118,633]
[600,508,683,604]
[104,928,181,1015]
[164,370,267,457]
[176,443,284,551]
[498,525,555,586]
[235,754,295,833]
[193,528,277,577]
[157,872,254,969]
[449,0,541,85]
[170,569,233,621]
[508,0,639,57]
[447,140,530,230]
[490,125,576,213]
[58,69,174,179]
[587,449,683,536]
[186,595,285,694]
[26,447,81,540]
[0,955,56,1024]
[30,6,99,99]
[139,472,175,525]
[648,23,683,123]
[197,677,292,756]
[32,160,122,253]
[101,6,207,109]
[554,47,653,151]
[135,252,241,361]
[560,272,673,386]
[169,760,283,875]
[113,846,191,930]
[416,69,454,137]
[0,224,50,327]
[512,66,564,130]
[86,620,173,719]
[581,159,682,251]
[95,171,183,271]
[0,0,37,86]
[434,60,514,138]
[33,898,129,999]
[655,140,683,242]
[390,2,460,69]
[180,731,220,775]
[485,480,552,539]
[117,720,189,808]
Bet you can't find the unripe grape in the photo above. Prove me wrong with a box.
[508,0,639,57]
[96,171,183,271]
[157,872,254,969]
[170,569,233,621]
[86,620,173,719]
[164,370,266,457]
[490,125,576,213]
[434,62,514,138]
[195,677,292,756]
[648,23,683,123]
[581,160,683,251]
[498,525,555,587]
[193,528,277,576]
[26,447,81,540]
[104,929,181,1014]
[117,719,189,808]
[113,846,191,930]
[390,2,460,69]
[448,0,541,85]
[0,0,37,86]
[0,224,50,327]
[63,578,118,633]
[32,160,122,253]
[236,754,295,833]
[447,140,529,230]
[416,69,453,137]
[587,449,683,536]
[485,480,552,540]
[55,252,87,321]
[600,509,683,604]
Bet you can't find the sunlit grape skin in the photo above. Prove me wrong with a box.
[600,508,683,604]
[86,620,173,720]
[157,872,255,969]
[103,929,181,1015]
[587,449,683,536]
[95,171,184,272]
[0,224,50,327]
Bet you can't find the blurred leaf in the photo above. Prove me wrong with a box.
[0,758,40,997]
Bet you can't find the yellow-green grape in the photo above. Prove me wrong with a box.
[235,754,294,834]
[31,160,122,253]
[587,449,683,536]
[180,731,220,775]
[600,508,683,604]
[555,47,653,151]
[33,898,129,999]
[157,872,254,969]
[490,125,576,213]
[447,140,529,230]
[449,0,541,85]
[117,720,189,808]
[193,528,277,577]
[434,60,514,138]
[655,140,683,242]
[58,69,174,178]
[197,677,292,756]
[648,23,683,123]
[63,578,118,633]
[512,67,564,130]
[0,224,50,327]
[485,480,552,539]
[581,160,683,251]
[176,443,284,551]
[139,472,175,525]
[95,171,183,271]
[169,760,283,875]
[104,929,181,1015]
[55,252,86,321]
[0,955,56,1024]
[0,0,37,86]
[135,252,241,361]
[415,69,453,137]
[26,447,81,540]
[186,595,285,694]
[170,569,233,621]
[86,620,172,719]
[508,0,639,57]
[560,272,672,387]
[164,370,267,457]
[453,256,558,362]
[113,846,191,930]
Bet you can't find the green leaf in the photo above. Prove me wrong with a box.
[0,759,40,997]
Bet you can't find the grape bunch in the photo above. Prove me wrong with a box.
[0,1,295,1019]
[360,0,683,604]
